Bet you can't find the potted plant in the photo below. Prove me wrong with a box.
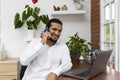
[73,0,84,4]
[66,32,91,61]
[73,0,84,10]
[14,0,49,39]
[14,6,49,30]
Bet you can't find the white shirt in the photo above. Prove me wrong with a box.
[20,38,72,80]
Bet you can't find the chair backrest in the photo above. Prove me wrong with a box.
[20,65,27,80]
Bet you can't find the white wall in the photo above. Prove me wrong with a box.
[1,0,91,57]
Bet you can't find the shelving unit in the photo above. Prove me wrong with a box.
[0,58,20,80]
[51,10,86,16]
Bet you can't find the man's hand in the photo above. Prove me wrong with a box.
[46,72,57,80]
[41,32,51,45]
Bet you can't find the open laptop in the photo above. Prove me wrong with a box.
[63,50,112,80]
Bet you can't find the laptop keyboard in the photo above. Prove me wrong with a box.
[76,70,90,77]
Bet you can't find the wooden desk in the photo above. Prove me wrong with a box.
[59,61,120,80]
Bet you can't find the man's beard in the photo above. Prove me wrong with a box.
[49,38,57,43]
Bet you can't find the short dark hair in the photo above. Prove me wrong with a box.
[46,18,63,30]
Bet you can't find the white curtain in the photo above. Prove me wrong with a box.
[115,0,120,72]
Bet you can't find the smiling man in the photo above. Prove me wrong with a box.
[20,18,72,80]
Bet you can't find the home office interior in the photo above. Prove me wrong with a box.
[0,0,120,80]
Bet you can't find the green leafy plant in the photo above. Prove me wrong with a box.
[14,6,49,30]
[73,0,80,3]
[73,0,84,3]
[66,32,91,60]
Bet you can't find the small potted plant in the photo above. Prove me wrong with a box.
[14,6,49,30]
[73,0,84,10]
[14,0,49,39]
[66,32,91,61]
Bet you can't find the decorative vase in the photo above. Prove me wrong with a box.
[75,3,83,10]
[70,53,81,61]
[0,50,7,60]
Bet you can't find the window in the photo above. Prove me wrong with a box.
[101,0,115,65]
[101,0,120,72]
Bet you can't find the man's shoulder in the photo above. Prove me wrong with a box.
[32,37,41,40]
[57,41,67,48]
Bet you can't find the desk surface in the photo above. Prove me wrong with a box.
[60,61,120,80]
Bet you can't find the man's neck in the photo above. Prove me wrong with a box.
[47,40,56,47]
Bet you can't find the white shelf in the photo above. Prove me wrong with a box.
[51,10,86,16]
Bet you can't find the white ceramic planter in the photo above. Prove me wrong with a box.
[75,3,83,10]
[26,30,35,39]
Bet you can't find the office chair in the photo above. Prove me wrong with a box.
[20,65,27,80]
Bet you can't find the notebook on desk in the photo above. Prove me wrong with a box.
[63,50,112,80]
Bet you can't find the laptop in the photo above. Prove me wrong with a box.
[63,50,112,80]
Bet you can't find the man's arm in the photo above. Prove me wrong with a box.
[51,45,72,77]
[46,72,57,80]
[20,32,51,65]
[20,38,43,65]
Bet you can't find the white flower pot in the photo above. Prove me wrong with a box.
[26,30,35,39]
[75,3,83,10]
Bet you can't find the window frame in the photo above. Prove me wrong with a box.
[100,0,116,67]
